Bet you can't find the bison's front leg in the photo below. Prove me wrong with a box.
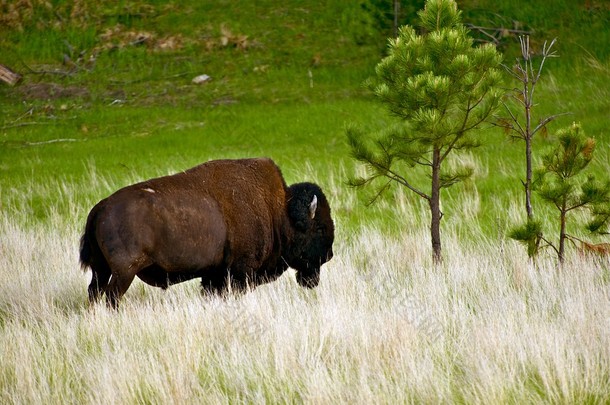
[200,267,252,296]
[200,269,230,295]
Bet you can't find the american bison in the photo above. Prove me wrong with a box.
[80,158,334,308]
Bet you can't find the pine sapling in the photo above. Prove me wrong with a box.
[347,0,503,264]
[530,123,609,263]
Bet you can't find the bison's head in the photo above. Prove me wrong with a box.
[286,182,335,288]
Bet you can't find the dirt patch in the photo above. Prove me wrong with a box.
[14,83,90,100]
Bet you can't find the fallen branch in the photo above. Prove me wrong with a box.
[20,60,75,77]
[24,138,79,146]
[12,107,34,122]
[465,24,534,45]
[0,64,22,86]
[0,122,44,130]
[466,24,533,36]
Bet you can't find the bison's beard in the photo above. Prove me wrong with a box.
[296,269,320,288]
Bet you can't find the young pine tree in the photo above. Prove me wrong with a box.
[497,36,566,259]
[498,36,562,220]
[347,0,503,263]
[515,123,610,263]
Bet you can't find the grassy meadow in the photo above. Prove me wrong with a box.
[1,0,610,403]
[2,182,610,403]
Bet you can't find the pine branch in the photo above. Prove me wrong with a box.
[365,180,393,206]
[382,166,430,201]
[540,235,559,255]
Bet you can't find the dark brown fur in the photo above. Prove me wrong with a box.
[80,158,334,308]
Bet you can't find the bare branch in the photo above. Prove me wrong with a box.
[531,112,572,136]
[531,38,558,98]
[499,101,526,138]
[519,36,530,61]
[502,64,525,81]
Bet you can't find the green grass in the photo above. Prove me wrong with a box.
[1,99,383,229]
[2,0,608,235]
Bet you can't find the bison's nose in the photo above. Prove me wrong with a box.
[326,249,333,262]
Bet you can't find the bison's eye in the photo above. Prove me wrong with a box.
[316,225,327,234]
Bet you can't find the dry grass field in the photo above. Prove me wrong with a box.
[1,176,609,404]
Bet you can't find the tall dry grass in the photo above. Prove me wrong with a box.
[1,177,609,404]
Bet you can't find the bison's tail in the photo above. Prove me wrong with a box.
[79,233,92,272]
[79,203,101,272]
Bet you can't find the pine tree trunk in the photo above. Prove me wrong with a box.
[559,208,567,264]
[523,48,533,220]
[525,136,533,219]
[430,147,442,265]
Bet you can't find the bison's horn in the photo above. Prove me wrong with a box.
[309,195,317,219]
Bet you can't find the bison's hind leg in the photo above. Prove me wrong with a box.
[105,269,137,309]
[87,256,112,305]
[103,256,149,309]
[137,265,170,289]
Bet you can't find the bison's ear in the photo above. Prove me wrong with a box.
[288,183,321,231]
